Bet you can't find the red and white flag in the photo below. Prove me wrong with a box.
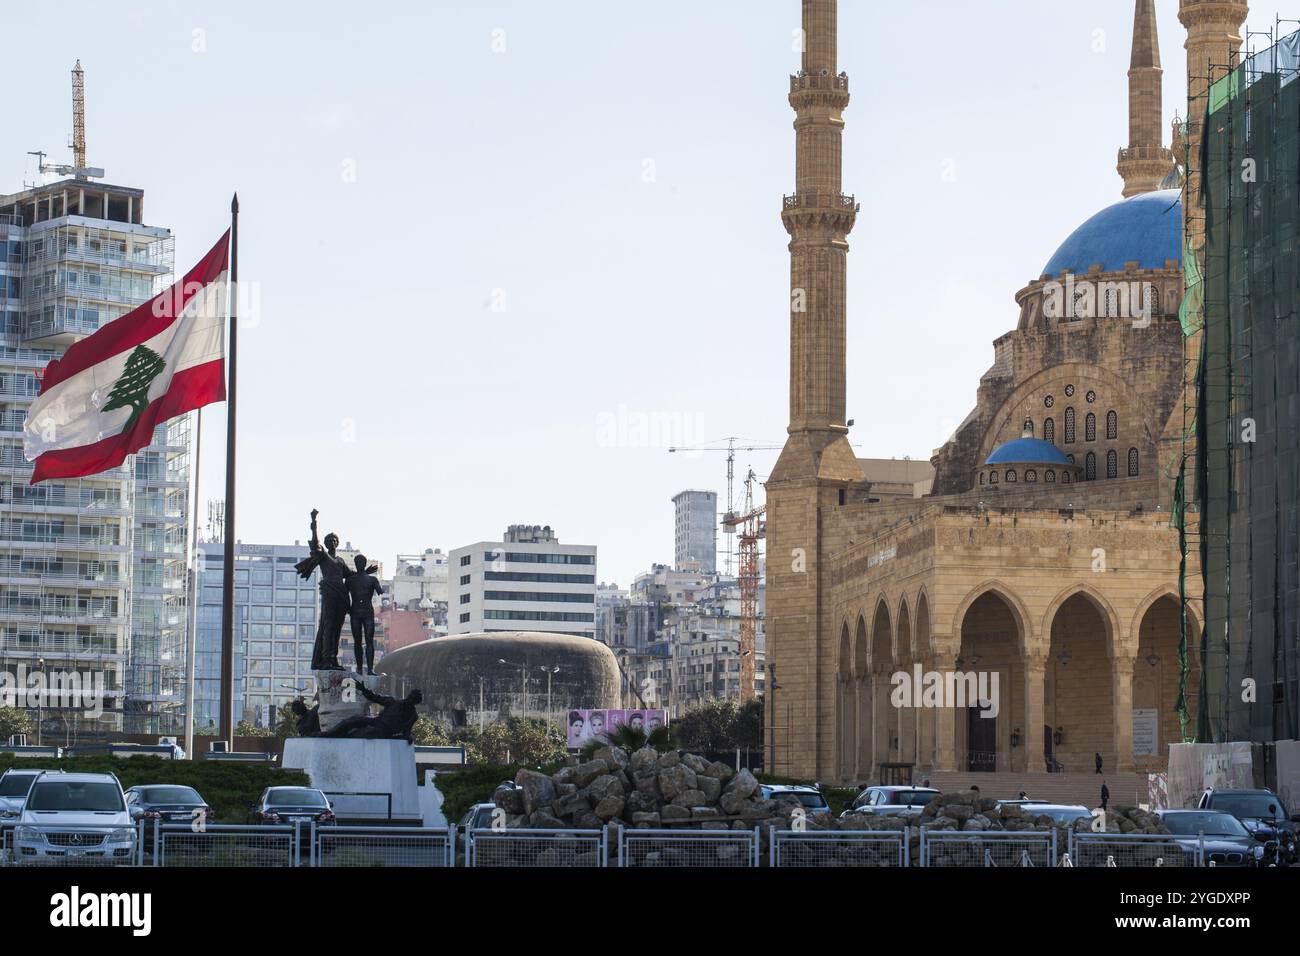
[24,230,230,483]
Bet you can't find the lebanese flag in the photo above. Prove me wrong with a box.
[24,230,230,484]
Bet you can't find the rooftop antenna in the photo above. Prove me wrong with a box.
[26,60,104,182]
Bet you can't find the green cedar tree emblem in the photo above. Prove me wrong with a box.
[102,344,165,430]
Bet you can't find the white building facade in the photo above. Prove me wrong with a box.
[449,525,596,639]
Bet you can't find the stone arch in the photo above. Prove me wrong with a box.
[1130,585,1202,639]
[896,597,916,763]
[952,579,1033,655]
[870,597,893,669]
[854,614,870,779]
[913,588,932,658]
[1132,591,1202,766]
[913,589,934,769]
[1042,583,1121,656]
[837,622,854,780]
[869,597,894,766]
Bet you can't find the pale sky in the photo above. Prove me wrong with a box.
[4,1,1229,587]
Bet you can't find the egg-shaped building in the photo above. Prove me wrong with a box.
[376,631,622,726]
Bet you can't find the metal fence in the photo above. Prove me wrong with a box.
[154,821,302,867]
[771,829,908,867]
[1067,831,1200,867]
[314,825,455,867]
[467,827,608,868]
[618,826,760,867]
[919,829,1057,867]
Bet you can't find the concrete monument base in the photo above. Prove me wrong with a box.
[313,670,380,732]
[282,737,420,824]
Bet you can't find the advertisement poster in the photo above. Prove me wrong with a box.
[566,708,667,748]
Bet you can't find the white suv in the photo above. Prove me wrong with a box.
[13,771,137,863]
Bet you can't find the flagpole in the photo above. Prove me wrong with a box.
[219,194,239,749]
[183,406,202,759]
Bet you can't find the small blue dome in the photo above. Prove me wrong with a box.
[1043,190,1182,277]
[985,438,1072,466]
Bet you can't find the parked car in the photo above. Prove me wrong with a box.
[760,784,831,816]
[457,801,500,857]
[12,771,136,863]
[1196,789,1299,865]
[125,785,214,853]
[0,768,62,821]
[1016,803,1094,826]
[843,786,940,819]
[1159,809,1266,867]
[250,786,336,827]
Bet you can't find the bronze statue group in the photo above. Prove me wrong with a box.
[290,509,422,741]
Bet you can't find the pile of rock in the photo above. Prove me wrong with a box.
[492,746,802,833]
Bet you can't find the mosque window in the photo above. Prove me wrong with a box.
[1104,288,1120,317]
[1064,407,1076,443]
[1145,285,1159,316]
[1085,412,1097,442]
[979,472,985,485]
[1025,469,1038,482]
[1068,454,1076,464]
[1044,395,1054,409]
[989,471,998,484]
[1128,448,1139,476]
[1062,471,1071,484]
[1065,384,1075,397]
[1106,449,1118,479]
[1044,418,1055,443]
[1005,470,1017,483]
[1086,390,1096,403]
[1045,469,1057,483]
[1023,418,1034,436]
[1107,410,1118,440]
[1085,452,1097,481]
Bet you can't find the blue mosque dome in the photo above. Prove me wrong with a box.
[1043,189,1182,277]
[985,438,1072,466]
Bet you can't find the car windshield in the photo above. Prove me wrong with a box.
[0,774,37,797]
[1043,808,1092,823]
[27,781,124,812]
[137,787,201,804]
[892,791,938,807]
[771,790,826,809]
[268,788,326,807]
[1213,794,1282,819]
[1164,812,1248,837]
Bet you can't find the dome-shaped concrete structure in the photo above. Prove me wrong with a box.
[1043,189,1182,276]
[376,631,622,726]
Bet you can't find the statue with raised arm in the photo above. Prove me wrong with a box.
[295,509,351,671]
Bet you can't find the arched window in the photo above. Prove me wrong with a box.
[1085,452,1097,481]
[1023,418,1034,436]
[1106,449,1118,478]
[1046,469,1057,483]
[989,471,998,484]
[1025,469,1038,482]
[1128,447,1139,476]
[979,472,985,485]
[1104,288,1120,317]
[1107,410,1118,440]
[1085,412,1096,442]
[1044,417,1055,443]
[1067,454,1076,464]
[1064,407,1076,443]
[1062,471,1071,484]
[1006,470,1017,483]
[1145,284,1159,317]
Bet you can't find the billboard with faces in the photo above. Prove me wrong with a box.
[565,708,667,748]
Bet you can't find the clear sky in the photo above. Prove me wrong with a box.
[4,0,1228,587]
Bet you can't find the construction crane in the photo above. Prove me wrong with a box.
[722,468,765,701]
[27,61,104,182]
[667,438,781,575]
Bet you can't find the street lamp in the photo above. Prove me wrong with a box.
[36,657,45,746]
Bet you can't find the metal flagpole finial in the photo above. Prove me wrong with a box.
[231,193,239,214]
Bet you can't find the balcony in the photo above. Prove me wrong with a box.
[789,71,849,93]
[22,313,101,347]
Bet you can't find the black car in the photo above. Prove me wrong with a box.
[251,787,336,828]
[125,785,215,827]
[1196,789,1299,865]
[1159,810,1266,867]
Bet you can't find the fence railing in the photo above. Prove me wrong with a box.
[919,828,1057,867]
[153,821,302,867]
[467,827,608,868]
[617,826,760,868]
[314,825,455,867]
[770,828,908,867]
[1067,831,1201,867]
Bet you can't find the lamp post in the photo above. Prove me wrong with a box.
[36,656,45,746]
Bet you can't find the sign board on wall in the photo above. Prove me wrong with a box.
[1132,708,1158,756]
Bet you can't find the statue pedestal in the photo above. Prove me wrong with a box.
[282,737,420,824]
[313,670,379,732]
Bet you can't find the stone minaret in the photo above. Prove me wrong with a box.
[1179,0,1248,254]
[1118,0,1176,197]
[766,0,865,780]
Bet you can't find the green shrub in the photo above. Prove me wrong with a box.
[435,763,523,822]
[0,753,309,823]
